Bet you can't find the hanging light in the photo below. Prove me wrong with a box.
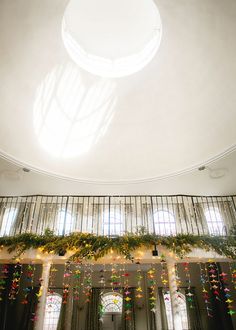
[152,244,158,257]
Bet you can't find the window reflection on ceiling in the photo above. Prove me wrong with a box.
[33,62,117,158]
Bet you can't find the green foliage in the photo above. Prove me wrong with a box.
[0,229,235,260]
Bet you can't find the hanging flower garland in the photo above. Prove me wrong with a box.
[98,265,106,321]
[174,263,182,299]
[31,276,43,323]
[199,263,213,318]
[1,230,235,261]
[9,262,22,300]
[98,267,106,287]
[208,261,221,301]
[160,255,169,302]
[135,262,143,301]
[21,263,36,305]
[82,262,93,304]
[147,266,157,313]
[229,262,236,290]
[123,265,132,321]
[62,261,72,304]
[219,268,235,316]
[73,260,82,301]
[182,262,194,308]
[0,264,9,302]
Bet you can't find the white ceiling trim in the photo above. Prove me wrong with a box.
[0,144,235,185]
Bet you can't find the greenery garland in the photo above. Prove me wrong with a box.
[0,228,235,261]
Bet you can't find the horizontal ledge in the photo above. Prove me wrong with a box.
[0,247,230,264]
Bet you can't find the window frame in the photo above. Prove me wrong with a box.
[102,208,123,236]
[204,207,224,235]
[57,209,74,235]
[0,207,17,237]
[153,209,176,236]
[43,293,62,330]
[163,290,189,330]
[101,292,123,314]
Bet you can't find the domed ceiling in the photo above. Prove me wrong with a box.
[0,0,236,184]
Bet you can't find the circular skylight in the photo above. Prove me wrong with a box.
[62,0,162,77]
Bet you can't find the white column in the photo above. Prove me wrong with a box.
[155,289,162,330]
[167,261,182,330]
[35,261,51,330]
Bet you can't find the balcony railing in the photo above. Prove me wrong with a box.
[0,195,235,237]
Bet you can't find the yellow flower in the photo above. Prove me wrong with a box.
[136,287,143,292]
[125,297,131,301]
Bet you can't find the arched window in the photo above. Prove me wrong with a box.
[0,207,17,237]
[57,209,74,235]
[163,291,189,330]
[103,209,123,236]
[101,292,123,313]
[205,207,224,235]
[43,294,62,330]
[153,210,176,235]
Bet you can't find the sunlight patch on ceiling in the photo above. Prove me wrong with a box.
[33,62,116,158]
[62,0,162,77]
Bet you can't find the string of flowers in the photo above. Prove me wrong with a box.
[123,264,132,321]
[62,261,72,304]
[229,262,236,290]
[73,260,82,301]
[135,261,143,301]
[160,255,169,302]
[9,262,22,300]
[219,268,235,316]
[0,264,9,302]
[147,265,157,313]
[98,264,106,321]
[111,262,120,293]
[182,262,194,308]
[208,261,220,301]
[21,263,35,305]
[199,263,213,317]
[174,263,182,299]
[31,277,43,323]
[82,262,92,304]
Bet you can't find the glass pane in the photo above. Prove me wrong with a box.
[205,208,224,235]
[57,210,73,235]
[0,208,17,236]
[102,293,123,313]
[154,210,176,235]
[163,291,189,330]
[103,210,123,236]
[43,294,62,330]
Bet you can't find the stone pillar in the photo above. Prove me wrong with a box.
[35,261,51,330]
[166,261,182,330]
